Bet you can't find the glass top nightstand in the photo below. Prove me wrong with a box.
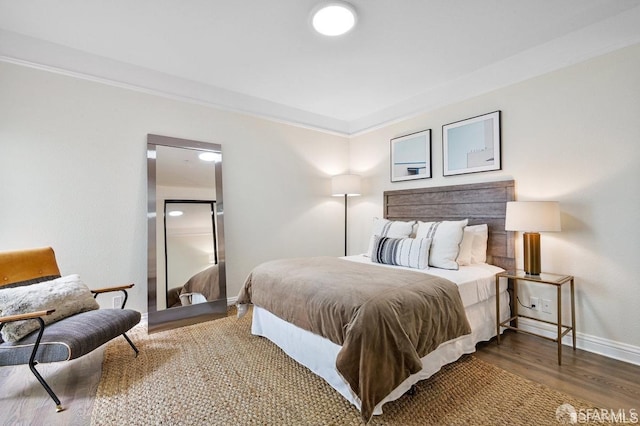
[495,270,576,365]
[499,270,573,285]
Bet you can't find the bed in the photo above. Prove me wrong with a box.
[166,265,220,308]
[238,180,515,422]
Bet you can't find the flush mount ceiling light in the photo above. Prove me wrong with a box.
[168,210,183,217]
[311,2,357,36]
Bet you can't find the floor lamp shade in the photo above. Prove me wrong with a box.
[331,174,361,256]
[331,174,362,196]
[505,201,561,275]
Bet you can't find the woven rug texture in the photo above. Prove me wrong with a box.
[90,311,597,425]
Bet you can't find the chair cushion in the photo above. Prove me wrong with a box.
[0,309,141,365]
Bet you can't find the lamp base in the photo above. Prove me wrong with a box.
[523,232,541,275]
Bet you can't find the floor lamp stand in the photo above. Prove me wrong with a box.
[343,194,348,256]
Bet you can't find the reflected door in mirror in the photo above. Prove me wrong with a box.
[165,200,219,309]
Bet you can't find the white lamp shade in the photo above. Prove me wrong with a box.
[331,174,361,196]
[505,201,561,232]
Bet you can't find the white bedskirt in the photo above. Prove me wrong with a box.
[251,290,510,416]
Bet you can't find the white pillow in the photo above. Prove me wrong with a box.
[370,236,431,269]
[456,224,489,265]
[416,219,468,270]
[456,227,475,266]
[0,274,99,343]
[365,218,415,257]
[468,224,489,264]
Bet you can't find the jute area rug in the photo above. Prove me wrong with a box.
[91,310,596,425]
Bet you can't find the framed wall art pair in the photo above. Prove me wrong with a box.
[390,111,501,182]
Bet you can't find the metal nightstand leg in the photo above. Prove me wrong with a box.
[496,275,501,344]
[557,285,563,365]
[571,278,576,350]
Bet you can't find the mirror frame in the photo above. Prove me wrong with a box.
[147,134,227,333]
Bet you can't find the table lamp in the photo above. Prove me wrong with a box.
[331,174,361,256]
[505,201,561,275]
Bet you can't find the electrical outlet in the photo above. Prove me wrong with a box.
[542,298,552,314]
[530,297,539,311]
[113,295,123,309]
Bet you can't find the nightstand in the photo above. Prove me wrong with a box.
[495,270,576,365]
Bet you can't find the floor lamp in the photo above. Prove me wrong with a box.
[331,174,361,256]
[505,201,561,275]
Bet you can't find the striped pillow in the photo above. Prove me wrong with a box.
[370,236,431,269]
[416,219,468,270]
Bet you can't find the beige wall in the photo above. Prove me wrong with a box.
[1,43,638,357]
[0,61,349,312]
[349,44,640,350]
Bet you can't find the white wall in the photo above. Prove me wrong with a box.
[0,61,349,312]
[349,44,640,352]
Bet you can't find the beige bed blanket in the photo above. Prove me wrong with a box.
[237,257,471,422]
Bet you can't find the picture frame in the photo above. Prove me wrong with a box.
[390,129,432,182]
[442,111,501,176]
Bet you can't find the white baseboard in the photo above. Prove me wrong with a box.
[517,317,640,367]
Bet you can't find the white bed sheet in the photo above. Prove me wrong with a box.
[249,260,510,416]
[344,254,507,307]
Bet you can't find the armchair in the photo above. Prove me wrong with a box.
[0,247,141,412]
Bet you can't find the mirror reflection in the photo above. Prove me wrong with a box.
[147,135,227,333]
[165,200,218,308]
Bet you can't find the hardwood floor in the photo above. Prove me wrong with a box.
[0,347,103,426]
[1,330,639,425]
[475,330,640,412]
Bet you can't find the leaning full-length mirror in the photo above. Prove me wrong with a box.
[147,134,227,333]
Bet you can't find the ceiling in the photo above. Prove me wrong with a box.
[155,145,217,188]
[1,1,640,135]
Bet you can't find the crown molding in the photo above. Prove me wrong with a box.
[348,5,640,136]
[2,5,640,138]
[0,29,351,136]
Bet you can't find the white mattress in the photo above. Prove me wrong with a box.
[248,259,510,416]
[344,254,507,307]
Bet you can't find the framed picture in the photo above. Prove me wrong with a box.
[442,111,501,176]
[390,129,432,182]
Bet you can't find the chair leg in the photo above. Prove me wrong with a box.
[29,362,63,412]
[122,333,139,357]
[29,318,64,412]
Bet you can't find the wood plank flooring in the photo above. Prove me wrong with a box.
[0,347,103,426]
[475,330,640,411]
[1,330,639,425]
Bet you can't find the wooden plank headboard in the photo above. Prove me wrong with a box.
[383,180,515,270]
